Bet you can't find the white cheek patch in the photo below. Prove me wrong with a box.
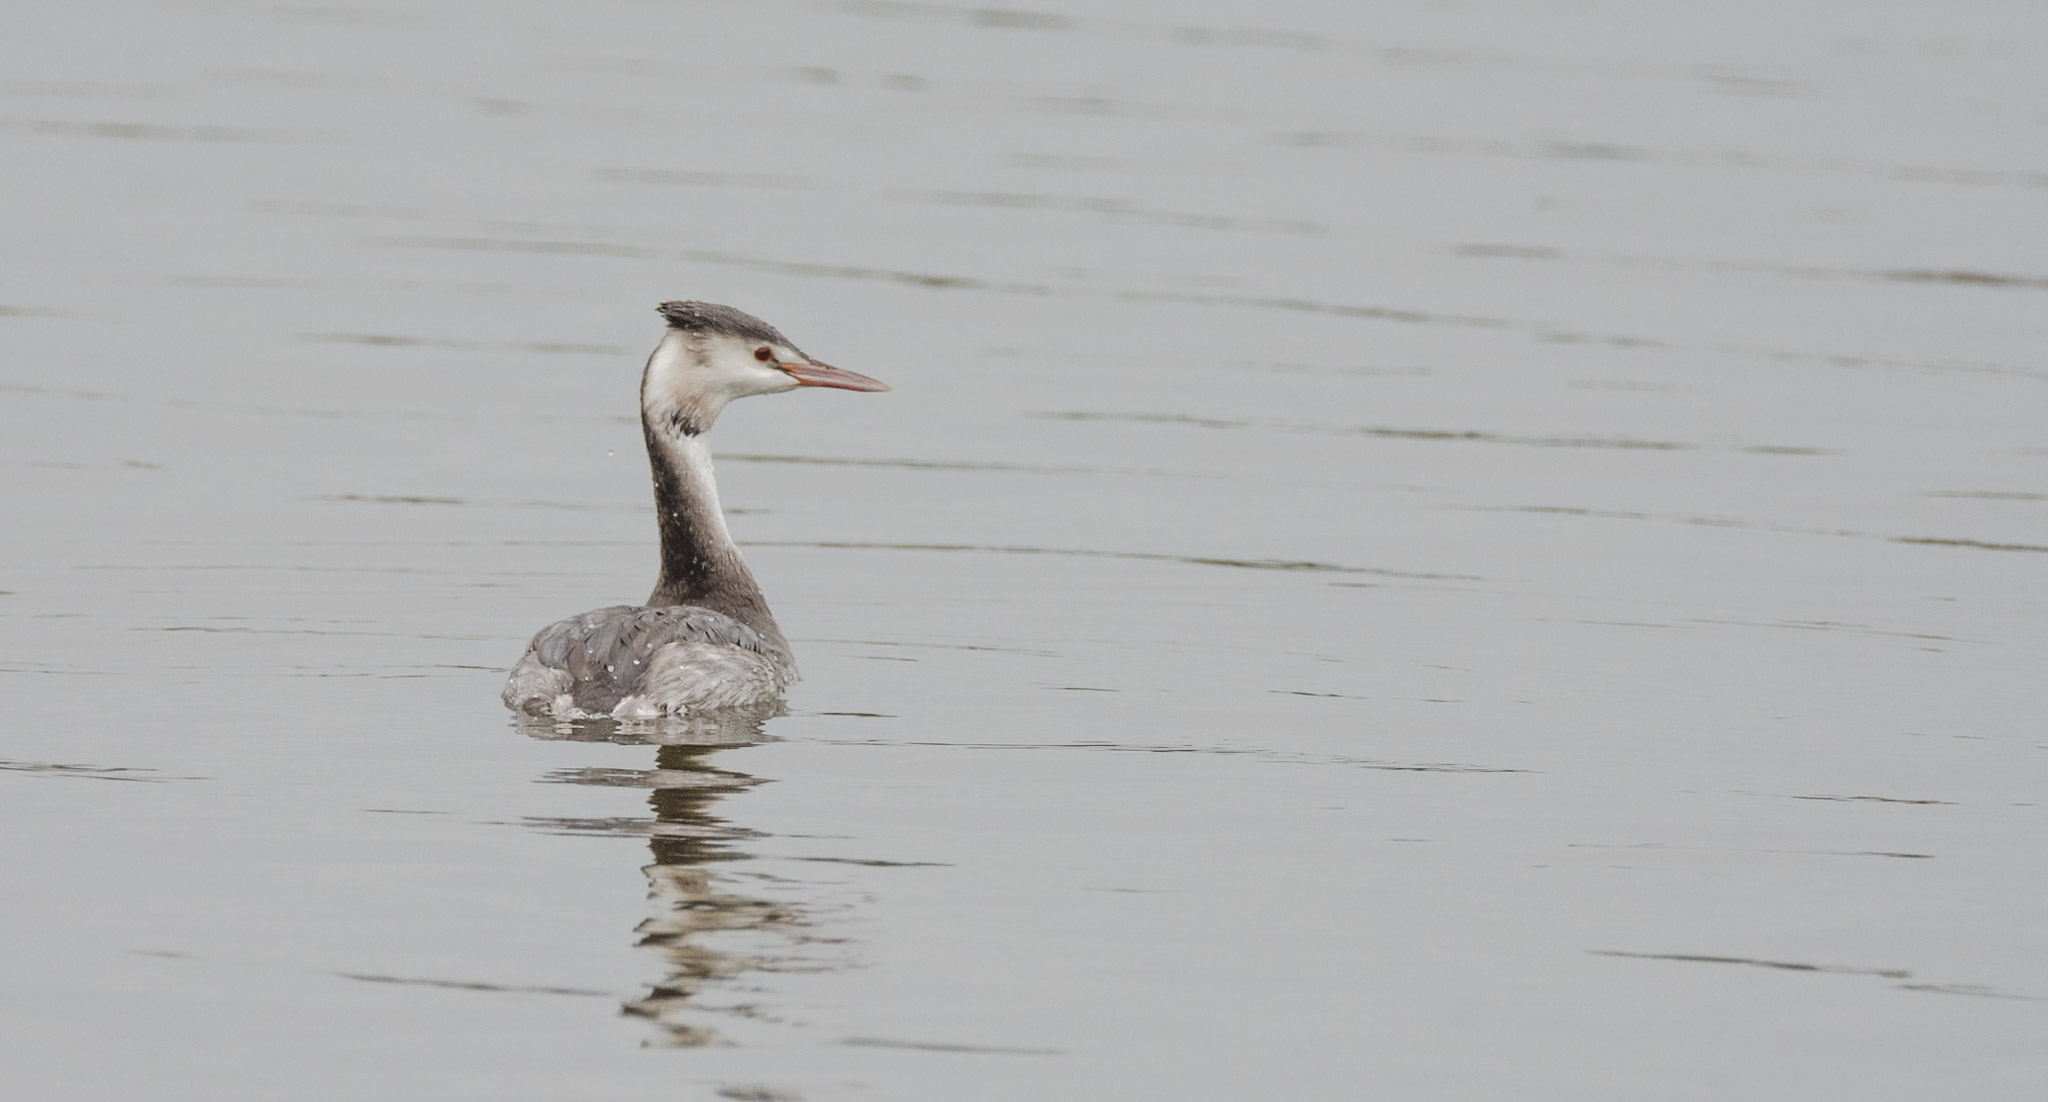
[641,333,805,435]
[642,332,697,426]
[759,363,803,394]
[708,340,801,398]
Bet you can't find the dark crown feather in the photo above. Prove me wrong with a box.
[656,301,791,346]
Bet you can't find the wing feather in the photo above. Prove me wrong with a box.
[502,604,794,717]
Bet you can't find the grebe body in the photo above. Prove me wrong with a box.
[503,302,887,719]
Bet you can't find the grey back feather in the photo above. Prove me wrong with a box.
[507,603,795,717]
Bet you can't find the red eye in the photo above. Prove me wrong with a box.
[754,346,774,362]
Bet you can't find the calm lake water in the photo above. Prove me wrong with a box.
[3,1,2044,1098]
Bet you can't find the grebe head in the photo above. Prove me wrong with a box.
[644,301,888,435]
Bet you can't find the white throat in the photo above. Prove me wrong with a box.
[642,331,726,436]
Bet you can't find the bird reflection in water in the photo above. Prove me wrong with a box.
[516,704,840,1046]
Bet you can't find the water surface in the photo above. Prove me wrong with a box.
[2,1,2044,1098]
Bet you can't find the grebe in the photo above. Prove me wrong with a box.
[502,301,888,718]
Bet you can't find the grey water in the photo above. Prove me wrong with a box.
[3,1,2045,1098]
